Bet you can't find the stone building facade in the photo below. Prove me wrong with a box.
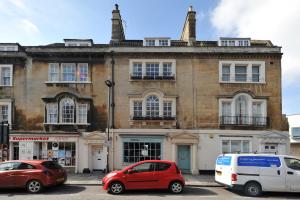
[0,5,289,174]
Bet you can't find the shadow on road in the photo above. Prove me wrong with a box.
[121,186,217,197]
[226,188,300,199]
[0,185,86,196]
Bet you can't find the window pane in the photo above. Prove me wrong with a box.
[235,66,247,82]
[62,63,76,81]
[252,65,260,82]
[133,101,142,117]
[78,103,88,123]
[47,103,58,123]
[242,141,250,153]
[222,65,230,81]
[222,140,230,153]
[1,67,11,85]
[146,95,159,117]
[78,64,88,82]
[146,63,159,78]
[133,63,142,77]
[163,63,172,77]
[61,98,74,123]
[231,140,241,153]
[0,105,8,122]
[163,101,172,118]
[284,158,300,171]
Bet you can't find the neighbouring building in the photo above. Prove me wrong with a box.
[287,115,300,156]
[0,5,289,174]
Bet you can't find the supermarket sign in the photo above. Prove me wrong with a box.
[10,136,77,142]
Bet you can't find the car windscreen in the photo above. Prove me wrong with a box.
[42,161,62,169]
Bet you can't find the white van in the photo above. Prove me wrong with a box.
[215,154,300,196]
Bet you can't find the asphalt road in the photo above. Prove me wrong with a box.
[0,185,300,200]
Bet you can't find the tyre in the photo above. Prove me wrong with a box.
[26,180,43,193]
[108,182,124,195]
[169,181,183,194]
[244,182,262,197]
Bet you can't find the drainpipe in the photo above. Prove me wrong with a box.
[110,51,115,129]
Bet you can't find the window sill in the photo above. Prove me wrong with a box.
[219,81,266,84]
[0,85,13,87]
[45,81,92,84]
[44,123,90,125]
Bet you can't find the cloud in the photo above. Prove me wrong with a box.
[20,19,40,34]
[210,0,300,86]
[9,0,27,11]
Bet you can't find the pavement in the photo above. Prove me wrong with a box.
[66,172,220,187]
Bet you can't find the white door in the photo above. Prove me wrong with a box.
[284,157,300,192]
[92,146,105,170]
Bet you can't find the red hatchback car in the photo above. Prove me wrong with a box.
[0,160,67,193]
[102,160,185,194]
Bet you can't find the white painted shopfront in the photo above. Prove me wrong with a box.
[9,131,107,173]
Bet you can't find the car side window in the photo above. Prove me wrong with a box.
[155,163,171,171]
[284,158,300,171]
[18,163,36,170]
[132,162,155,173]
[0,162,20,171]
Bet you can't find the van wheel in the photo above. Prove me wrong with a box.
[26,180,43,193]
[244,182,262,197]
[108,182,124,195]
[169,181,183,194]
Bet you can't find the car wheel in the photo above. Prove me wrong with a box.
[26,180,43,193]
[244,182,262,197]
[169,181,183,194]
[108,182,124,195]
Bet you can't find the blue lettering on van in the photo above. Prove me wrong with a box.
[216,156,232,166]
[237,156,281,167]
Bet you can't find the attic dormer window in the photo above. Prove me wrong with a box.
[64,39,93,47]
[143,38,171,46]
[0,45,18,51]
[219,38,251,47]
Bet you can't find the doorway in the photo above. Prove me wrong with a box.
[92,146,105,171]
[177,145,191,174]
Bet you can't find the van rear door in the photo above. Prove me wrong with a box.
[284,157,300,192]
[215,155,233,186]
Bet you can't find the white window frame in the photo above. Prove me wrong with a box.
[78,63,89,82]
[221,138,252,154]
[0,65,13,86]
[219,39,251,47]
[0,100,12,126]
[77,103,88,124]
[129,93,176,120]
[143,38,171,46]
[133,101,142,117]
[47,103,58,123]
[0,45,18,51]
[219,61,265,84]
[48,63,60,82]
[219,93,267,125]
[60,98,75,124]
[65,41,92,47]
[129,59,176,80]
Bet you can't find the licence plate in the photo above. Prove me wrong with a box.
[216,171,222,176]
[56,177,65,182]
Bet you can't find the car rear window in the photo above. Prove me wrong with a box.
[155,163,171,171]
[42,161,62,169]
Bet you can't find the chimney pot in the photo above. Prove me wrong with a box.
[115,4,119,10]
[189,6,193,11]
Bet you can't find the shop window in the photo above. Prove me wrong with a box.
[123,142,161,163]
[222,140,251,153]
[40,142,76,166]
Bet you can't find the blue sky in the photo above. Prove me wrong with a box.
[0,0,299,115]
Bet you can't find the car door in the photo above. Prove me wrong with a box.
[125,162,156,190]
[0,162,17,188]
[153,162,172,189]
[13,162,37,187]
[284,157,300,192]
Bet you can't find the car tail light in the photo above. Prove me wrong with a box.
[43,170,54,177]
[231,173,237,182]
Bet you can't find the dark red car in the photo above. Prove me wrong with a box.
[102,160,185,194]
[0,160,67,193]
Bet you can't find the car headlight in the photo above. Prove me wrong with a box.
[106,172,117,178]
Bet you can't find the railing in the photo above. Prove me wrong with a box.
[131,115,176,120]
[130,74,175,80]
[219,116,269,126]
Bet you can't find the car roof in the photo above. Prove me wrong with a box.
[4,160,48,164]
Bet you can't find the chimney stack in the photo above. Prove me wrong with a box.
[180,6,196,46]
[111,4,125,42]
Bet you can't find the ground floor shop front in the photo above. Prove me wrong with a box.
[9,131,108,173]
[110,129,290,174]
[9,129,290,174]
